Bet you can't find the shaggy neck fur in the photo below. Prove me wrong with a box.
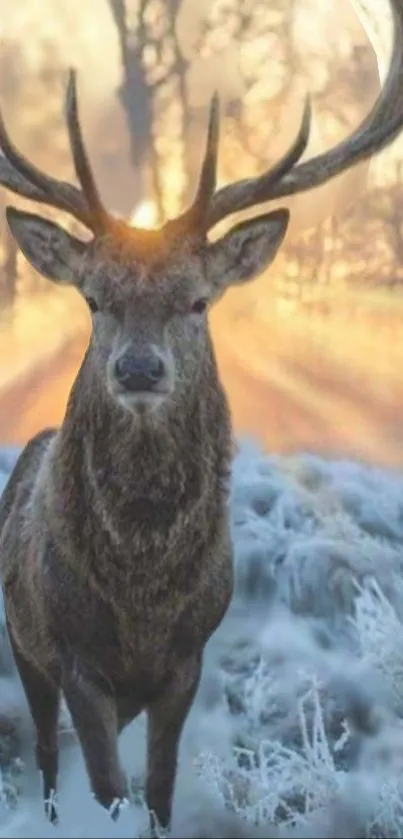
[50,336,232,590]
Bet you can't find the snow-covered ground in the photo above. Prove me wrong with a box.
[2,441,403,837]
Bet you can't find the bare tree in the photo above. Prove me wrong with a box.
[108,0,160,213]
[107,0,193,219]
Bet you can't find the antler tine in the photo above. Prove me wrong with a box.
[0,102,93,228]
[65,69,110,233]
[206,94,311,230]
[191,91,220,224]
[0,70,109,234]
[207,0,403,231]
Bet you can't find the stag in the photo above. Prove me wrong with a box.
[0,0,403,832]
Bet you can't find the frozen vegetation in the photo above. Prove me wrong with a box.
[1,440,403,836]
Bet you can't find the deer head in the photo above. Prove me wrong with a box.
[1,0,403,415]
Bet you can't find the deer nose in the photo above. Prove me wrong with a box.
[114,353,165,392]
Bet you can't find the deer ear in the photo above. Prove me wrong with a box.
[206,208,289,292]
[6,207,87,286]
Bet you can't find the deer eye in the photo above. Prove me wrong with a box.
[190,297,209,315]
[85,296,99,314]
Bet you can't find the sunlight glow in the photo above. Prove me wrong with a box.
[129,199,159,230]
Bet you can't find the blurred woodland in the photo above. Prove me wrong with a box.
[0,0,403,467]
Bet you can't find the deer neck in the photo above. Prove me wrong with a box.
[59,341,230,496]
[49,343,232,588]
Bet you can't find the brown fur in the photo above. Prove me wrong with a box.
[0,79,291,827]
[0,222,248,831]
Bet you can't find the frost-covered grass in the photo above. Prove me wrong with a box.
[2,441,403,836]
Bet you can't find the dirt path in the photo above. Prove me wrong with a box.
[0,338,85,443]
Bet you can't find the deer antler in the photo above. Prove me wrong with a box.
[0,0,402,239]
[65,70,110,233]
[190,91,221,225]
[0,70,109,234]
[183,91,311,236]
[205,0,403,231]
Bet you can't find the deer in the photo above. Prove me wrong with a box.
[0,0,403,832]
